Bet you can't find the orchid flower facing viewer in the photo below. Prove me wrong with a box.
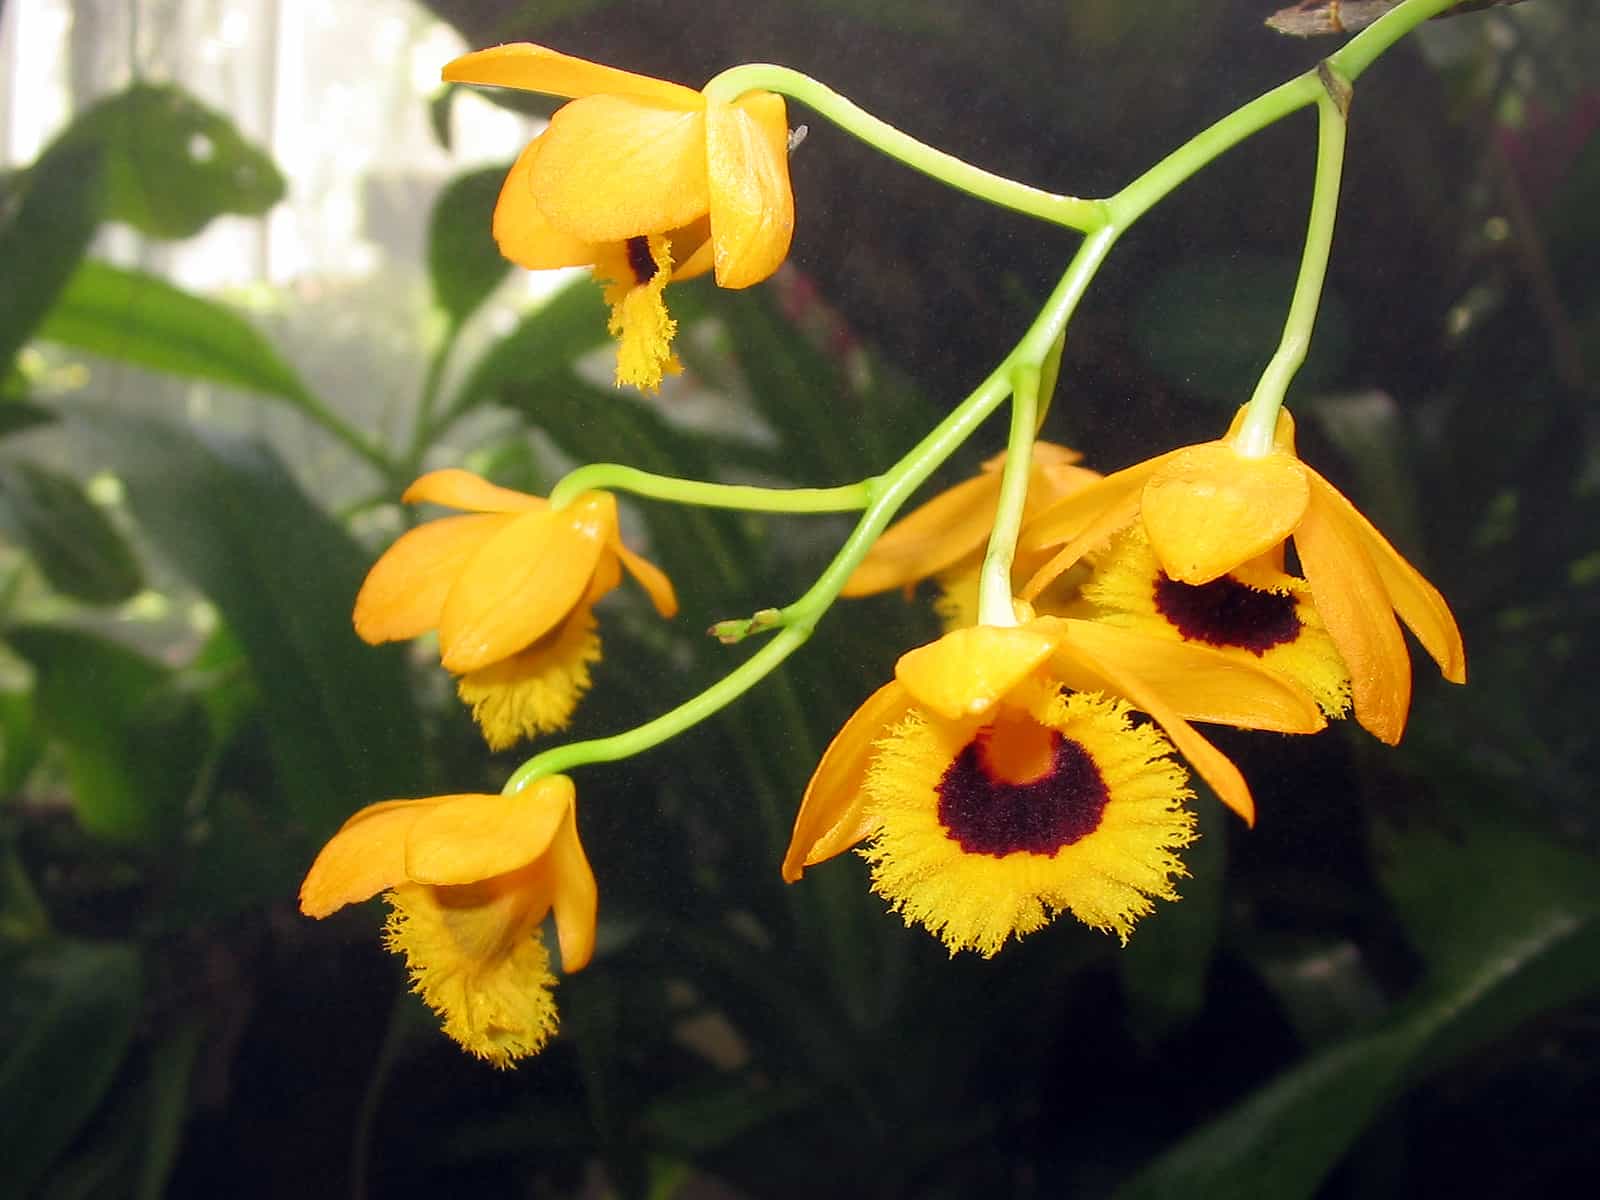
[300,777,596,1067]
[443,42,796,393]
[1020,407,1465,744]
[354,469,677,750]
[785,617,1326,954]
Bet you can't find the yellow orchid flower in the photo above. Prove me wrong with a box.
[1019,407,1465,745]
[354,469,677,749]
[841,443,1102,627]
[299,777,596,1067]
[442,42,796,393]
[784,617,1326,954]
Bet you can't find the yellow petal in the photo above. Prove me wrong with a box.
[405,778,576,885]
[613,541,679,617]
[1030,461,1104,512]
[843,471,1005,596]
[1295,483,1412,745]
[1057,619,1325,734]
[895,625,1062,721]
[1018,451,1179,601]
[441,42,702,109]
[457,606,602,749]
[541,799,598,971]
[1020,452,1175,551]
[706,93,795,289]
[1140,444,1310,584]
[400,784,569,889]
[299,796,449,918]
[353,513,509,645]
[784,681,912,881]
[1304,471,1465,684]
[492,137,603,270]
[531,95,710,243]
[1051,640,1256,826]
[1222,403,1301,454]
[402,468,546,514]
[668,222,716,281]
[438,499,611,673]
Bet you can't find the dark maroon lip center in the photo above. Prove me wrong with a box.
[937,728,1109,857]
[1152,570,1301,655]
[626,235,656,285]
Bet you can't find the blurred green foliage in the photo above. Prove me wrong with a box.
[1,2,1597,1198]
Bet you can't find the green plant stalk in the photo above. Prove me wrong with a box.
[976,361,1040,629]
[1237,81,1351,457]
[501,0,1458,791]
[1329,0,1461,80]
[504,231,1115,794]
[702,64,1107,232]
[298,391,392,474]
[400,331,457,482]
[547,465,872,514]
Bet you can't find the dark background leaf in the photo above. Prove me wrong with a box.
[90,413,425,834]
[49,81,283,240]
[0,460,142,605]
[0,142,105,371]
[0,940,142,1198]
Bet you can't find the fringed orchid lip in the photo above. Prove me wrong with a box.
[785,612,1329,896]
[863,689,1197,955]
[1081,525,1353,720]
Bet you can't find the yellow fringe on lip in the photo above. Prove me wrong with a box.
[383,877,560,1068]
[861,689,1196,957]
[1082,525,1352,719]
[602,232,682,393]
[456,608,603,750]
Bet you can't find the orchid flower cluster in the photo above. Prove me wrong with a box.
[301,0,1470,1067]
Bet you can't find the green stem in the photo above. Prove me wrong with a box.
[298,392,391,474]
[1106,0,1452,230]
[1108,74,1323,227]
[1328,0,1462,81]
[702,64,1106,232]
[401,333,456,480]
[976,362,1039,628]
[1237,77,1351,457]
[548,464,872,515]
[504,230,1117,792]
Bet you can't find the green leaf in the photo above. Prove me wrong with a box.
[0,939,142,1198]
[39,259,316,407]
[0,687,42,796]
[0,460,143,605]
[429,165,512,326]
[0,142,105,370]
[5,626,204,844]
[1113,805,1600,1200]
[455,277,615,406]
[136,1020,203,1200]
[0,400,57,438]
[93,413,424,832]
[50,81,283,239]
